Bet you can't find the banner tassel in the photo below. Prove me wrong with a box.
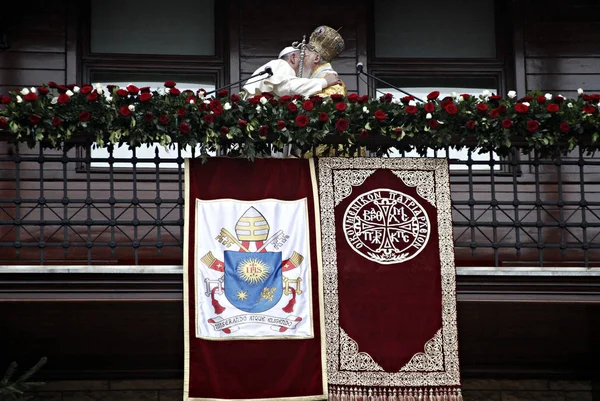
[211,287,226,314]
[282,287,297,312]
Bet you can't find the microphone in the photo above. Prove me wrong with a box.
[264,66,273,76]
[356,63,424,102]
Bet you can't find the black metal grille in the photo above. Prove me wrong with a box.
[0,141,599,267]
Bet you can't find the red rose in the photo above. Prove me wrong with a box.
[547,104,559,113]
[79,85,92,95]
[238,119,247,128]
[262,92,274,100]
[116,89,128,97]
[489,95,502,101]
[0,117,8,128]
[184,95,196,104]
[78,111,91,122]
[1,95,11,104]
[302,100,314,111]
[502,118,513,129]
[583,94,592,101]
[348,93,359,103]
[51,117,62,127]
[460,94,471,100]
[258,125,269,137]
[309,95,324,104]
[405,105,418,115]
[57,85,68,93]
[537,95,546,104]
[466,120,475,130]
[519,96,534,102]
[30,114,41,125]
[159,115,169,125]
[489,108,500,119]
[527,119,539,132]
[48,81,58,88]
[335,102,347,111]
[198,102,208,111]
[427,91,440,100]
[583,105,596,114]
[560,122,571,133]
[86,92,99,102]
[179,122,190,134]
[424,102,435,113]
[277,120,286,130]
[358,95,369,104]
[140,92,152,102]
[140,87,151,93]
[209,99,223,115]
[429,119,439,129]
[515,103,529,113]
[476,103,489,113]
[164,80,177,88]
[330,94,344,102]
[553,96,565,103]
[119,105,131,117]
[374,110,387,121]
[318,112,329,122]
[445,104,458,115]
[203,114,215,123]
[67,84,76,90]
[279,95,292,103]
[592,94,600,101]
[269,98,278,106]
[441,98,453,109]
[143,112,153,122]
[336,118,349,131]
[394,127,403,135]
[292,94,303,101]
[498,104,507,113]
[401,95,415,104]
[58,93,70,104]
[287,102,298,113]
[295,114,309,127]
[217,89,229,98]
[170,88,181,96]
[360,129,369,138]
[231,94,240,102]
[249,97,260,105]
[177,108,187,118]
[24,92,38,102]
[38,87,49,95]
[220,126,230,135]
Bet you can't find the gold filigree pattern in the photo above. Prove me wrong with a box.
[340,328,384,371]
[317,157,460,387]
[399,329,444,371]
[333,169,375,206]
[392,170,436,207]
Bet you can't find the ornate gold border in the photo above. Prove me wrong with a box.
[317,157,460,387]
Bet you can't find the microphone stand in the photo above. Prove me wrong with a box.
[357,65,424,102]
[204,68,273,96]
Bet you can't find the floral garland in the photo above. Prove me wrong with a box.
[0,81,599,158]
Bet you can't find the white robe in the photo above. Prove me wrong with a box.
[241,59,327,98]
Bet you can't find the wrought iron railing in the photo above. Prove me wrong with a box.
[0,140,599,267]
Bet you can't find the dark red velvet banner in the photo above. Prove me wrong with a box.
[318,158,461,401]
[184,157,326,401]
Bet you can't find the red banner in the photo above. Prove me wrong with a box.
[184,158,326,401]
[318,158,461,400]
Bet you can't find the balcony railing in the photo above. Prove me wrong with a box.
[0,140,599,268]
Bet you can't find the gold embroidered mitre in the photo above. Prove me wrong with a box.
[307,25,344,62]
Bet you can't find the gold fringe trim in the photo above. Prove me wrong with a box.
[328,386,462,401]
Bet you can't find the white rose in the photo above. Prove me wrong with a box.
[458,96,464,102]
[362,106,369,113]
[128,105,135,111]
[96,87,104,95]
[408,100,416,106]
[73,86,80,93]
[256,105,262,113]
[66,90,74,97]
[204,100,210,105]
[426,113,432,119]
[189,99,195,104]
[51,97,58,104]
[20,88,29,96]
[30,87,37,94]
[482,90,490,97]
[507,90,517,99]
[523,102,530,107]
[223,102,231,110]
[567,102,573,108]
[106,96,113,102]
[16,96,23,103]
[260,97,268,105]
[392,98,400,105]
[545,93,552,100]
[451,91,457,99]
[578,88,584,95]
[157,87,165,95]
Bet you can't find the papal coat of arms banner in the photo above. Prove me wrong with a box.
[184,158,327,401]
[318,158,462,400]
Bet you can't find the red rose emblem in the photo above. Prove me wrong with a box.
[466,120,475,130]
[24,92,38,102]
[477,103,489,113]
[287,102,298,113]
[335,102,347,111]
[220,126,230,135]
[427,91,440,100]
[348,93,359,103]
[126,85,139,94]
[277,120,286,130]
[87,92,99,102]
[143,112,153,122]
[203,114,215,123]
[318,112,329,122]
[445,104,458,115]
[238,119,247,128]
[502,118,513,129]
[79,111,91,122]
[177,108,187,118]
[429,119,439,129]
[546,104,559,113]
[38,87,49,95]
[0,117,8,128]
[116,89,128,97]
[52,117,62,127]
[159,115,169,125]
[515,103,529,113]
[164,81,177,88]
[140,93,152,102]
[58,94,70,104]
[179,122,191,134]
[374,110,387,121]
[336,118,349,131]
[170,88,181,96]
[405,105,418,115]
[527,120,539,132]
[279,95,292,103]
[217,89,229,98]
[231,94,240,102]
[30,114,41,125]
[119,106,131,117]
[295,114,309,127]
[560,122,571,133]
[330,94,344,102]
[302,100,314,111]
[537,95,546,104]
[424,102,435,113]
[258,125,269,137]
[583,105,596,114]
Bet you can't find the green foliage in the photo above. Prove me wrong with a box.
[0,358,47,401]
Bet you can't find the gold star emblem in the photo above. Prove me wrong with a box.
[236,290,249,302]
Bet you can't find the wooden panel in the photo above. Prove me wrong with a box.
[526,41,600,58]
[526,74,600,92]
[526,58,600,75]
[0,52,65,71]
[0,69,66,88]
